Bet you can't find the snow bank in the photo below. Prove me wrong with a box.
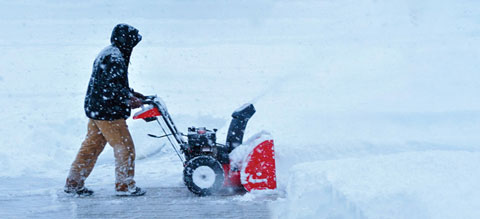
[274,151,480,219]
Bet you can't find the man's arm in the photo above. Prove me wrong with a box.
[129,89,145,109]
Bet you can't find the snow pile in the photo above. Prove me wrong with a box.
[274,151,480,219]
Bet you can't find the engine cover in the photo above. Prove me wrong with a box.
[184,127,218,161]
[187,127,216,147]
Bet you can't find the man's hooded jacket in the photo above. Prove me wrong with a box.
[84,24,142,120]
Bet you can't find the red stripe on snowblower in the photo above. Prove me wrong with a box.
[222,164,242,188]
[133,107,161,120]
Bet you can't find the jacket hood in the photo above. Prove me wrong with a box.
[110,24,142,51]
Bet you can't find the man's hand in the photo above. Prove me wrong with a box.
[129,96,143,109]
[132,91,146,99]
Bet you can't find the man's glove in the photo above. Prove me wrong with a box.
[132,91,146,99]
[129,96,143,109]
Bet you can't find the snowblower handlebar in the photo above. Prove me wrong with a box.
[133,94,187,162]
[140,95,157,104]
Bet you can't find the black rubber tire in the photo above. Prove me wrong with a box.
[183,156,225,196]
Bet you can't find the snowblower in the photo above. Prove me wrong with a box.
[132,96,277,196]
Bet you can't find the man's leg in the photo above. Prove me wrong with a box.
[94,119,136,192]
[66,119,107,190]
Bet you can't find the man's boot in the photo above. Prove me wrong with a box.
[64,178,94,196]
[115,183,146,196]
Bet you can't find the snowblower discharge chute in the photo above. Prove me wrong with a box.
[133,96,277,196]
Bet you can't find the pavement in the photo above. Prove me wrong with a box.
[1,185,274,219]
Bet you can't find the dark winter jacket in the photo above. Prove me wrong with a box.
[84,24,142,120]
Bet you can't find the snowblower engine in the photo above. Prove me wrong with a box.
[184,127,218,160]
[133,96,276,196]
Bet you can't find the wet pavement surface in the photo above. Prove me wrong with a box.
[1,186,273,218]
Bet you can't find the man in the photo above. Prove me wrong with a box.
[65,24,146,196]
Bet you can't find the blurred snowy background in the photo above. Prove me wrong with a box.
[1,0,480,218]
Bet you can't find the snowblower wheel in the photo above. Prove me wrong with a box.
[183,156,225,196]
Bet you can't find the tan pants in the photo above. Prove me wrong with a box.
[66,119,136,192]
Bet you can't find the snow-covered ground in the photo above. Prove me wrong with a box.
[1,0,480,218]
